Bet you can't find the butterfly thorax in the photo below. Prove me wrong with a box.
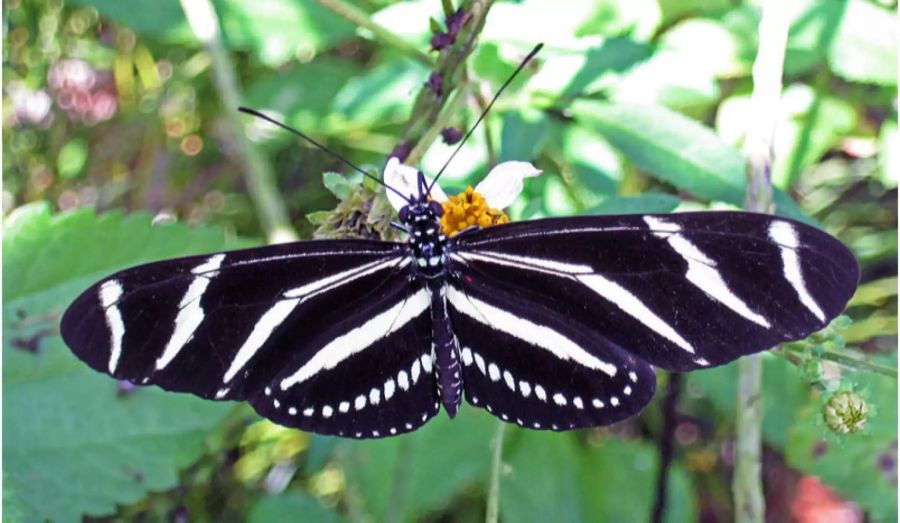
[401,199,448,280]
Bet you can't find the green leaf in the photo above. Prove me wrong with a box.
[67,0,191,41]
[244,59,361,135]
[828,0,898,86]
[218,0,356,67]
[332,58,430,126]
[786,372,898,521]
[572,101,813,223]
[3,204,245,522]
[322,171,361,200]
[608,49,720,111]
[249,491,345,523]
[502,433,696,522]
[659,19,749,78]
[573,101,744,203]
[555,37,651,102]
[784,0,846,77]
[561,124,623,197]
[574,0,662,41]
[588,193,681,216]
[339,407,495,522]
[500,110,548,163]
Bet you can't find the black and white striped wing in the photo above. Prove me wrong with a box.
[446,280,658,430]
[61,240,439,438]
[446,211,857,428]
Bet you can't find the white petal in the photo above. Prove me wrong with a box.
[383,157,447,211]
[474,161,542,209]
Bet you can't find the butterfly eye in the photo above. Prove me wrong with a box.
[399,206,410,222]
[429,201,444,217]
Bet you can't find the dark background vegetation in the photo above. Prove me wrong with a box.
[2,0,897,521]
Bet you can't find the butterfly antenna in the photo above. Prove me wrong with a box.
[238,107,412,203]
[427,43,544,194]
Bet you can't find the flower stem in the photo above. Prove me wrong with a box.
[407,82,469,166]
[485,420,506,523]
[400,0,497,165]
[735,2,791,521]
[314,0,434,67]
[179,0,297,244]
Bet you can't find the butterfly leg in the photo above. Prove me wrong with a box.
[429,279,463,417]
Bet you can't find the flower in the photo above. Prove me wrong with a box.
[441,127,462,145]
[383,158,541,236]
[823,390,868,434]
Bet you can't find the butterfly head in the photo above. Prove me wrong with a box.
[399,171,447,277]
[398,170,444,226]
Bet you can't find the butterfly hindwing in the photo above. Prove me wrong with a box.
[254,283,439,438]
[448,211,858,373]
[445,278,657,430]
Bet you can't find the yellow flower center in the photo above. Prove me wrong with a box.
[440,186,509,236]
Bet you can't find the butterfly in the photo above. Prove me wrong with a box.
[59,45,859,439]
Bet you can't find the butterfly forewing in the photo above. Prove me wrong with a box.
[61,239,412,404]
[448,212,858,373]
[446,280,657,430]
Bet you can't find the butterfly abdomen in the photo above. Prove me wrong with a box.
[429,278,463,417]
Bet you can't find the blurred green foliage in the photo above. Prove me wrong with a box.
[2,0,897,521]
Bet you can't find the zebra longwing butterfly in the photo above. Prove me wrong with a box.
[59,46,859,440]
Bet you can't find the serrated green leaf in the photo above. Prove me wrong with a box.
[3,204,247,522]
[339,407,494,522]
[249,491,345,523]
[786,372,898,521]
[573,101,745,204]
[502,433,696,522]
[572,101,814,224]
[588,193,681,216]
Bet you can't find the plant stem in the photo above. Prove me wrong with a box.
[735,2,791,522]
[652,373,682,523]
[314,0,434,67]
[485,420,506,523]
[780,346,899,379]
[406,82,469,166]
[179,0,297,244]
